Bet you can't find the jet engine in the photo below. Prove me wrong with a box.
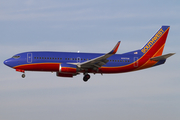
[56,72,74,77]
[59,63,78,73]
[56,64,79,77]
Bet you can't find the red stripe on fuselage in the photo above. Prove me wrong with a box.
[13,63,60,72]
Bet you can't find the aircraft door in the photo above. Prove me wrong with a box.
[134,57,138,67]
[77,57,81,63]
[27,53,32,63]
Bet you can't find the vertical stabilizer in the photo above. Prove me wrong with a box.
[141,26,170,57]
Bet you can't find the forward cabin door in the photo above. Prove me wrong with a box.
[27,53,32,63]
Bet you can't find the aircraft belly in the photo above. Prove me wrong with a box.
[14,63,60,72]
[100,64,135,73]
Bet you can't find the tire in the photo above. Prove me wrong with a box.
[83,74,90,82]
[22,74,25,78]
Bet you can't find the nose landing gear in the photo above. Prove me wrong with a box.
[83,73,90,82]
[15,69,25,78]
[22,73,25,78]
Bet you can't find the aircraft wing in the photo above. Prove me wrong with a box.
[70,41,120,70]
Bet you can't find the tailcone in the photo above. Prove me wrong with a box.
[153,60,166,67]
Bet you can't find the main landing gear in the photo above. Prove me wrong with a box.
[83,73,90,82]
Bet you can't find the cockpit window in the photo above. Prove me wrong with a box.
[12,55,20,59]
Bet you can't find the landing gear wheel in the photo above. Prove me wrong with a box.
[83,74,90,82]
[22,74,25,78]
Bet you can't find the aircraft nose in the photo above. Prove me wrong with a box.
[4,59,9,66]
[4,59,13,67]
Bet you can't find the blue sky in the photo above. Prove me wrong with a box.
[0,0,180,120]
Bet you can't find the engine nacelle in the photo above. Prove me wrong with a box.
[59,63,78,74]
[56,64,79,78]
[56,72,73,77]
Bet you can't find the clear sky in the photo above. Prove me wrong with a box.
[0,0,180,120]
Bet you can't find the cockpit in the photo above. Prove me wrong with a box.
[12,55,20,59]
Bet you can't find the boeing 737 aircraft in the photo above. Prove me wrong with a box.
[4,26,175,82]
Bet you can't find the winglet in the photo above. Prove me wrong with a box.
[108,41,121,54]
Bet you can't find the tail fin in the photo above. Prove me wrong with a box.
[141,26,170,57]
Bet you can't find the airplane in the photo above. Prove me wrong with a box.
[4,26,175,82]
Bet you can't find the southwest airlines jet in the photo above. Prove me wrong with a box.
[4,26,175,82]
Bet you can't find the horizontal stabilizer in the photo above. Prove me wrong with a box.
[150,53,175,61]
